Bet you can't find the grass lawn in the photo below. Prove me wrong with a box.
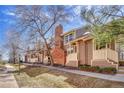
[9,63,26,70]
[0,61,6,70]
[14,65,124,88]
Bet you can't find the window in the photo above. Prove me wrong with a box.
[65,36,68,43]
[67,45,77,55]
[69,33,74,41]
[64,33,75,44]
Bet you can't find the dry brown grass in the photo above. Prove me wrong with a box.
[0,63,6,71]
[21,66,50,77]
[14,67,74,88]
[14,66,124,88]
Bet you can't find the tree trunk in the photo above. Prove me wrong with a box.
[42,51,44,64]
[42,36,54,65]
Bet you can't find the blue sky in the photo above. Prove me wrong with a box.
[0,6,83,45]
[0,5,84,60]
[0,5,16,46]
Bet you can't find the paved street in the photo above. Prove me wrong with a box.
[0,64,18,88]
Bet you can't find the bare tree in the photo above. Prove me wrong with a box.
[5,29,21,64]
[14,5,73,65]
[81,5,124,26]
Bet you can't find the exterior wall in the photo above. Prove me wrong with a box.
[52,48,66,66]
[29,58,38,63]
[78,41,86,65]
[25,51,43,63]
[43,56,49,64]
[85,40,93,65]
[65,53,78,67]
[63,38,93,67]
[25,55,28,62]
[38,53,43,62]
[78,39,93,66]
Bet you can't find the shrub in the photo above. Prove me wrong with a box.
[89,66,100,72]
[100,67,117,74]
[79,65,91,71]
[79,65,117,74]
[79,65,100,72]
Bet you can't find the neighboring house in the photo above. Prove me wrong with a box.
[25,24,120,70]
[25,41,44,63]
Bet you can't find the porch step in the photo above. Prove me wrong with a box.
[92,59,116,67]
[118,69,124,72]
[117,71,124,74]
[117,72,124,75]
[107,58,118,64]
[119,66,124,70]
[118,66,124,74]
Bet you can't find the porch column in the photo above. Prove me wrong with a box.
[76,41,80,66]
[92,40,95,58]
[91,39,95,66]
[93,39,95,51]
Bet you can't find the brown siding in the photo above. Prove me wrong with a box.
[78,39,93,66]
[78,41,86,65]
[85,40,93,65]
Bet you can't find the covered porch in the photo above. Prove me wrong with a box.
[65,36,93,67]
[92,40,119,70]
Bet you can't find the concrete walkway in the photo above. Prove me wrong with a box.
[0,64,18,88]
[23,63,124,83]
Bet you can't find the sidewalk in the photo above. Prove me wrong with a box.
[0,64,18,88]
[23,63,124,83]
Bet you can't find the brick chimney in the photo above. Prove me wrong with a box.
[55,24,63,49]
[52,24,66,66]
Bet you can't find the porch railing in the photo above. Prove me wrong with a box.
[93,48,118,63]
[119,52,124,61]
